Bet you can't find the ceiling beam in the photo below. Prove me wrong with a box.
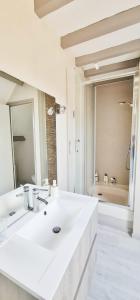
[93,76,133,87]
[84,58,139,77]
[34,0,75,18]
[76,39,140,67]
[61,5,140,49]
[0,71,24,86]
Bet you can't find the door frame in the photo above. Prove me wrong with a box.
[82,74,138,211]
[129,72,140,210]
[8,99,37,187]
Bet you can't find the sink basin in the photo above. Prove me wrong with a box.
[17,196,83,251]
[0,189,98,300]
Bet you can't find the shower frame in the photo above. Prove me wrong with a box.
[83,74,138,210]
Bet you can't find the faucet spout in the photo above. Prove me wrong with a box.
[37,196,48,206]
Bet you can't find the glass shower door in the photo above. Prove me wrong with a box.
[128,73,139,210]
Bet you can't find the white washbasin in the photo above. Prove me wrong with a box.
[0,189,98,300]
[17,196,82,251]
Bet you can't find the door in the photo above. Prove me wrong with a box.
[0,105,14,195]
[10,103,35,187]
[128,74,139,210]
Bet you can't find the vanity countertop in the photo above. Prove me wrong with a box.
[0,187,98,300]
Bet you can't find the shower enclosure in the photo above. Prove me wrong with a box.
[85,76,137,208]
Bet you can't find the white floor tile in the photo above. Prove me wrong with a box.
[88,224,140,300]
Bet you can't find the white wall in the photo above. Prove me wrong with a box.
[66,67,76,192]
[0,105,14,195]
[0,0,74,104]
[75,69,85,194]
[0,1,83,190]
[66,67,85,193]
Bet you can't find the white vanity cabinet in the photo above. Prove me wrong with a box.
[0,238,96,300]
[75,238,96,300]
[0,274,37,300]
[0,190,98,300]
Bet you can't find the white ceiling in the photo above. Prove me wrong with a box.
[43,0,140,72]
[66,23,140,57]
[45,0,140,35]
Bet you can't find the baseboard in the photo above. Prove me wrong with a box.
[98,213,133,233]
[132,233,140,240]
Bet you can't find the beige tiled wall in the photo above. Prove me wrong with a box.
[96,79,133,185]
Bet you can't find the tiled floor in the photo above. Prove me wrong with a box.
[88,225,140,300]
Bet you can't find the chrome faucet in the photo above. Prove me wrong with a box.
[37,196,48,206]
[23,185,30,210]
[16,185,50,212]
[32,188,49,212]
[16,185,32,210]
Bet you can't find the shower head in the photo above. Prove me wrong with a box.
[118,101,133,107]
[119,101,126,105]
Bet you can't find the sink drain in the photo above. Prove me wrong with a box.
[98,193,103,196]
[9,211,16,216]
[52,226,61,234]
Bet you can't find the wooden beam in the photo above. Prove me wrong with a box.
[61,5,140,49]
[34,0,75,18]
[84,59,139,77]
[0,71,24,86]
[93,76,133,87]
[76,39,140,67]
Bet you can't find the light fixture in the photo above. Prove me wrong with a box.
[59,105,66,114]
[95,63,100,70]
[47,105,66,116]
[47,107,55,116]
[56,105,66,114]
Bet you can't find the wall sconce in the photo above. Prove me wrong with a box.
[47,104,66,116]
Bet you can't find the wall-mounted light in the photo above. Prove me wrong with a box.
[47,105,66,116]
[56,105,66,114]
[47,107,55,116]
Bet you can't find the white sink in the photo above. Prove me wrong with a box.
[17,196,82,251]
[0,189,98,300]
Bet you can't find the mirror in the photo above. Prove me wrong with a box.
[0,71,64,196]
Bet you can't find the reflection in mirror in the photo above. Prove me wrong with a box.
[10,102,35,187]
[0,70,63,197]
[0,70,68,235]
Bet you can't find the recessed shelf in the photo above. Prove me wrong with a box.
[13,136,26,142]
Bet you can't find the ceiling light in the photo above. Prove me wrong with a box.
[95,63,99,70]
